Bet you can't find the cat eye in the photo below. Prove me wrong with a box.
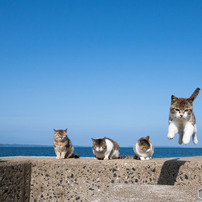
[175,109,180,111]
[184,109,189,112]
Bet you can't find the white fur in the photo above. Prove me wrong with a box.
[174,111,190,119]
[113,149,119,158]
[93,150,105,159]
[93,146,104,158]
[140,156,145,160]
[168,112,197,145]
[104,139,114,160]
[134,142,154,160]
[105,139,119,159]
[96,147,103,152]
[167,121,178,140]
[192,125,198,144]
[105,139,113,153]
[93,138,119,159]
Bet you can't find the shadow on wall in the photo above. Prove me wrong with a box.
[157,158,189,185]
[23,163,32,201]
[0,162,31,202]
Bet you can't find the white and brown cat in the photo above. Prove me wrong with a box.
[167,88,200,145]
[134,136,154,160]
[91,137,119,160]
[53,129,79,159]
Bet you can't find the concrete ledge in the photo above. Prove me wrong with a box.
[0,160,31,202]
[0,156,202,201]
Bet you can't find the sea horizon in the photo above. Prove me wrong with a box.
[0,143,202,148]
[0,145,202,158]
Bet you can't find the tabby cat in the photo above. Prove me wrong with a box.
[91,137,119,160]
[167,88,200,145]
[53,129,79,159]
[134,136,154,160]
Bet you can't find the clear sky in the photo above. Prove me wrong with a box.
[0,0,202,147]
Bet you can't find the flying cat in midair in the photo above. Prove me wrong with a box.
[134,136,154,160]
[91,137,119,160]
[167,88,200,145]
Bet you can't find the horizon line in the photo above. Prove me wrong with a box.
[0,143,202,149]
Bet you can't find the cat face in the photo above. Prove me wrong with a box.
[170,88,200,119]
[91,138,107,152]
[54,129,67,140]
[170,97,193,119]
[138,136,150,152]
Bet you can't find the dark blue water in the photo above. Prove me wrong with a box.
[0,146,202,158]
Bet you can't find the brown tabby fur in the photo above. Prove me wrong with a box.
[53,129,79,159]
[137,136,151,152]
[133,136,154,160]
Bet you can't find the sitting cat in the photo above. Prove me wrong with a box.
[134,136,154,160]
[91,137,119,160]
[53,129,79,159]
[167,88,200,145]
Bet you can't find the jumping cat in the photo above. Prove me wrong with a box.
[134,136,154,160]
[167,88,200,145]
[53,129,79,159]
[91,137,119,160]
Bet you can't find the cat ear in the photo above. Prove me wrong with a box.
[91,138,95,142]
[187,98,194,104]
[189,88,200,102]
[171,95,178,104]
[64,128,68,132]
[53,129,56,133]
[146,136,149,140]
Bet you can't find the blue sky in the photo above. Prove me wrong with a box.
[0,0,202,147]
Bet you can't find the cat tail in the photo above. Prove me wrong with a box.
[119,155,137,159]
[189,88,200,101]
[69,154,80,158]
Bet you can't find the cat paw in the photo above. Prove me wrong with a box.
[193,139,198,144]
[140,157,145,161]
[167,134,174,140]
[104,157,109,160]
[182,137,190,145]
[145,157,150,160]
[178,139,183,144]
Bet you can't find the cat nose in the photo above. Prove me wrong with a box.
[180,114,183,117]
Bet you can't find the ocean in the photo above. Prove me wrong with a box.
[0,146,202,158]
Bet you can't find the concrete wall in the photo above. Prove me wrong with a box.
[0,160,31,202]
[0,156,201,201]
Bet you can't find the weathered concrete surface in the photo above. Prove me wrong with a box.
[0,160,31,202]
[99,184,200,201]
[0,156,202,201]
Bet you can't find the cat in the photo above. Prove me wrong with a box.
[91,137,119,160]
[53,129,79,159]
[167,88,200,145]
[133,136,154,160]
